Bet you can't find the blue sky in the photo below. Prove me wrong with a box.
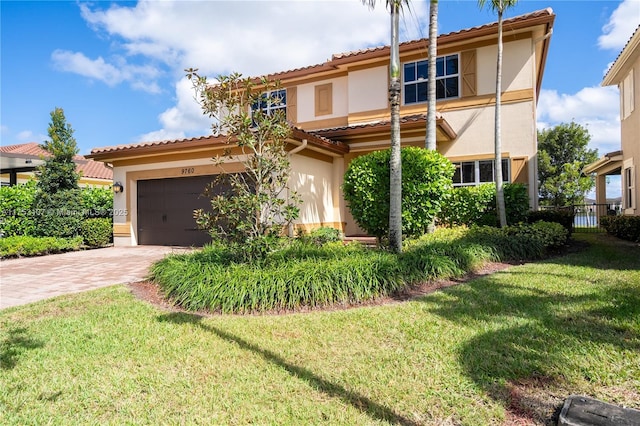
[1,1,639,166]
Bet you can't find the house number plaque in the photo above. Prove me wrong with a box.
[181,167,195,175]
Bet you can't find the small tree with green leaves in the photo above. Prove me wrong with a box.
[33,108,83,238]
[186,70,300,261]
[538,121,598,207]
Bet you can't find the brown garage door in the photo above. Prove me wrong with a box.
[137,175,216,246]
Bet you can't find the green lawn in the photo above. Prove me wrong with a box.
[1,234,638,425]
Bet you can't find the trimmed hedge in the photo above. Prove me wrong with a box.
[601,215,640,243]
[527,209,575,236]
[81,218,113,247]
[0,235,83,258]
[0,180,37,237]
[438,183,530,227]
[151,222,569,313]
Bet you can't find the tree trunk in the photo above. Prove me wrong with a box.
[495,6,507,227]
[426,0,437,151]
[389,2,402,252]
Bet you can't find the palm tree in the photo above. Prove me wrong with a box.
[478,0,517,228]
[363,0,409,252]
[425,0,437,151]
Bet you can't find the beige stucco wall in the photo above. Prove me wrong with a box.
[290,154,342,229]
[621,62,639,215]
[477,38,534,96]
[348,66,388,114]
[297,76,349,123]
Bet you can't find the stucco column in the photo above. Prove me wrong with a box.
[595,174,607,205]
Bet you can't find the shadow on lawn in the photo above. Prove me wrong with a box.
[421,251,640,418]
[157,312,420,426]
[0,326,45,370]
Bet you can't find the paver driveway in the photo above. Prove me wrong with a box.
[0,246,181,309]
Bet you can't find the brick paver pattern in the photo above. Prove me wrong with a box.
[0,246,180,309]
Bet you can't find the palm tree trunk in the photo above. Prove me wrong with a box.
[495,6,507,227]
[389,1,402,252]
[426,0,437,151]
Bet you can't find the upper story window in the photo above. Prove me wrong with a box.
[253,89,287,117]
[452,159,510,187]
[403,54,459,105]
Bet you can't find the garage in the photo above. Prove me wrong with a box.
[137,175,217,246]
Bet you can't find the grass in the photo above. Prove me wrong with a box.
[1,233,638,425]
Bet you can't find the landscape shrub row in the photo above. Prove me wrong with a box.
[0,235,83,258]
[601,215,640,243]
[0,183,113,247]
[151,222,569,314]
[437,183,530,228]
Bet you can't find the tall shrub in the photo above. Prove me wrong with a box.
[343,147,454,242]
[33,108,82,238]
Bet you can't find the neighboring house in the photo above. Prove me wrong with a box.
[88,9,555,246]
[584,25,639,216]
[0,142,113,188]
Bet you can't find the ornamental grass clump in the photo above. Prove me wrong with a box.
[151,223,570,314]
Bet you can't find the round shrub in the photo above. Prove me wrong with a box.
[81,217,113,247]
[343,147,454,240]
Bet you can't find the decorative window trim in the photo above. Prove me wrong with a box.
[622,69,635,120]
[623,159,636,211]
[402,54,460,105]
[315,83,333,117]
[452,158,510,187]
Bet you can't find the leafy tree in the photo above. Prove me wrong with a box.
[36,107,80,193]
[538,121,598,207]
[363,0,410,252]
[186,71,300,261]
[477,0,518,227]
[33,108,82,237]
[343,147,454,243]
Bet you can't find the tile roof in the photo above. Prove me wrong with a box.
[603,24,640,84]
[1,142,112,180]
[89,128,349,158]
[260,8,554,81]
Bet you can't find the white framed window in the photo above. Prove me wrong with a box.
[403,54,459,105]
[452,159,510,186]
[624,166,636,210]
[252,89,287,117]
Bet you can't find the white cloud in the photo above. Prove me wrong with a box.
[75,0,428,142]
[79,1,426,77]
[15,130,47,143]
[51,50,162,93]
[137,78,211,142]
[598,0,640,50]
[537,86,621,155]
[1,125,9,135]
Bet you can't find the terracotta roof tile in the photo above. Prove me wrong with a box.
[332,8,554,60]
[1,142,112,180]
[89,128,349,158]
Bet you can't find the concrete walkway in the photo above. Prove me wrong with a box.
[0,246,181,310]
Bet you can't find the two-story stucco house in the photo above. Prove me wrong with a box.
[88,8,555,246]
[585,25,639,216]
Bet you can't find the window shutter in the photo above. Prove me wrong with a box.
[286,87,297,124]
[511,157,528,184]
[461,50,477,98]
[315,83,333,116]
